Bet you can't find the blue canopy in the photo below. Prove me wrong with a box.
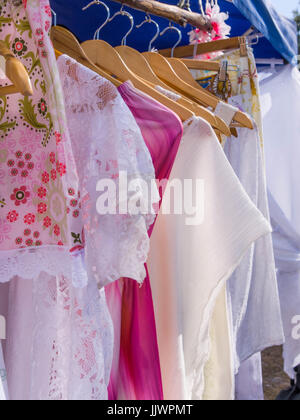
[232,0,298,64]
[50,0,298,64]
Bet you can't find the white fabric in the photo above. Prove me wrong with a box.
[57,55,158,289]
[235,353,264,401]
[148,116,272,400]
[0,342,8,400]
[0,246,72,285]
[2,271,114,401]
[201,101,238,401]
[260,65,300,377]
[261,65,300,231]
[215,102,238,126]
[224,124,284,371]
[268,192,300,377]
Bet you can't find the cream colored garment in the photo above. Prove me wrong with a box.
[202,285,234,400]
[148,116,271,400]
[202,103,238,401]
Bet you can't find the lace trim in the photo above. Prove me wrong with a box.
[0,246,72,284]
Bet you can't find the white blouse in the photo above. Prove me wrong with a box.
[148,116,272,400]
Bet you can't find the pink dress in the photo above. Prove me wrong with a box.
[106,82,183,400]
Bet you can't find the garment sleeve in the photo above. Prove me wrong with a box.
[82,79,159,288]
[57,56,159,288]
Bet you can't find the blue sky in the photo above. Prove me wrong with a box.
[271,0,299,17]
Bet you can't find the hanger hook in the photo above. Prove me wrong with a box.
[51,8,57,27]
[160,23,182,58]
[248,34,260,47]
[136,14,160,52]
[82,0,111,40]
[107,5,134,46]
[177,0,191,12]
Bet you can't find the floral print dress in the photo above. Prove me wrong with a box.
[0,0,80,283]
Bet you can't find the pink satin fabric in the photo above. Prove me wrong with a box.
[105,82,183,400]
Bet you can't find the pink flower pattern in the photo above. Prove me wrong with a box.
[0,0,79,252]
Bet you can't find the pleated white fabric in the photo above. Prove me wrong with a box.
[201,102,238,401]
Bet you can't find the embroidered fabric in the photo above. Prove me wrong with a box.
[0,245,91,288]
[0,246,71,283]
[3,272,114,400]
[0,0,79,284]
[57,56,159,288]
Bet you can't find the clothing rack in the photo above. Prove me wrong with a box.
[108,0,212,30]
[255,58,285,70]
[159,36,249,58]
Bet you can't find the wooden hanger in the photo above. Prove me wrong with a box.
[166,58,235,134]
[159,36,248,59]
[143,52,253,129]
[115,45,229,135]
[0,41,33,96]
[50,26,123,87]
[143,51,234,134]
[167,56,230,107]
[166,57,215,92]
[179,58,221,72]
[81,39,194,122]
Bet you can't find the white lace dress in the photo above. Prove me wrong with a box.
[3,273,114,400]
